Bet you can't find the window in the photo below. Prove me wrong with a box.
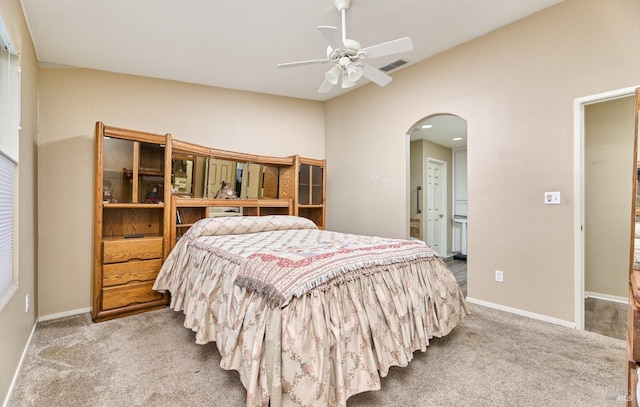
[0,16,20,310]
[0,152,16,308]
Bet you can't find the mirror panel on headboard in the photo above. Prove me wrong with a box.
[206,157,239,198]
[171,153,207,198]
[170,139,290,201]
[206,160,281,199]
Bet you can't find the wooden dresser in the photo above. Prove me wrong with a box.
[92,123,172,322]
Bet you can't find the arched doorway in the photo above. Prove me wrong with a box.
[408,113,467,294]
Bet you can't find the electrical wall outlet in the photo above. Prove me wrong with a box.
[25,294,29,312]
[495,270,504,283]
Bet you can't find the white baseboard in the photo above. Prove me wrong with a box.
[2,320,37,407]
[584,291,627,305]
[38,307,91,322]
[466,297,576,329]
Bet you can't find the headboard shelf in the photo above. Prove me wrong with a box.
[174,197,291,207]
[171,196,294,245]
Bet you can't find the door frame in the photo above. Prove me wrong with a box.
[426,157,448,256]
[573,85,638,329]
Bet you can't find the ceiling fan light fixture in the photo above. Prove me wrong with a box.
[341,72,356,89]
[325,65,341,85]
[277,0,413,94]
[346,63,363,82]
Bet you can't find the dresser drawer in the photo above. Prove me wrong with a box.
[103,259,162,287]
[102,281,164,310]
[103,237,163,264]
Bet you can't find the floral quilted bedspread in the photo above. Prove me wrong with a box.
[153,215,468,406]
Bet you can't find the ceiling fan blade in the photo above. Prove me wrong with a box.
[361,63,392,87]
[318,26,344,50]
[360,37,413,59]
[318,78,335,93]
[277,58,330,69]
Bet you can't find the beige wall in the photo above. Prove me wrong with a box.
[37,69,325,317]
[325,0,640,322]
[585,96,635,298]
[0,0,39,403]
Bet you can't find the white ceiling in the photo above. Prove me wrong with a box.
[411,114,468,149]
[20,0,562,102]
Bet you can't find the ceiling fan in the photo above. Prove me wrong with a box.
[277,0,413,93]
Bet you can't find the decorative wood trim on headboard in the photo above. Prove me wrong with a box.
[172,139,295,166]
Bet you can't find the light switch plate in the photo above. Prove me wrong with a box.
[544,191,561,205]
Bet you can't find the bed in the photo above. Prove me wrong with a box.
[153,215,469,406]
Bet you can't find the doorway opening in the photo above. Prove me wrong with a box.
[574,86,637,336]
[407,113,467,294]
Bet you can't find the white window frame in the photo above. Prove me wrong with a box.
[0,16,20,311]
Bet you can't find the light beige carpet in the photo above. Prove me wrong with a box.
[8,303,627,407]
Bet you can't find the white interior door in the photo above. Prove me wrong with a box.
[240,162,262,199]
[427,158,447,256]
[207,158,237,198]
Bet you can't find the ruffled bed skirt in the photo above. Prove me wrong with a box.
[154,245,469,406]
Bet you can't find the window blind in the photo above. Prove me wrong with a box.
[0,152,15,305]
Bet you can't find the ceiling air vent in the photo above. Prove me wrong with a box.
[379,58,408,73]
